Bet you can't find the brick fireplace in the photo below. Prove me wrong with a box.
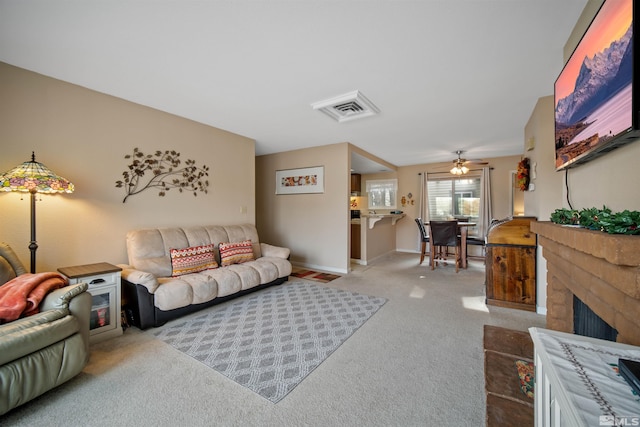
[531,222,640,346]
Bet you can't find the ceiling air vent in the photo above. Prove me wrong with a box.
[311,90,380,123]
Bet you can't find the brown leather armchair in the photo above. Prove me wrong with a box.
[0,242,91,415]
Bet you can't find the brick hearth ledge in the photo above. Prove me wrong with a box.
[531,221,640,346]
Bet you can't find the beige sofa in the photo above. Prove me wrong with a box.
[119,224,291,329]
[0,242,91,416]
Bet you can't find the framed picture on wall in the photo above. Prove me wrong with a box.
[275,166,324,194]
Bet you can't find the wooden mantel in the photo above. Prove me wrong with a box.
[531,221,640,345]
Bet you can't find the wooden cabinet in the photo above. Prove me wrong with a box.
[485,217,537,311]
[351,223,361,259]
[350,174,361,194]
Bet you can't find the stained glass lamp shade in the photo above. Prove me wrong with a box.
[0,152,74,273]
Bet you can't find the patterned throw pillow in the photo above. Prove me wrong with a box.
[219,240,254,266]
[170,244,218,277]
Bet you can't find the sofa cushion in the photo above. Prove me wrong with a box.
[219,240,254,266]
[241,259,279,284]
[0,311,79,365]
[224,264,262,291]
[257,256,293,278]
[155,277,198,311]
[0,332,87,416]
[153,267,248,310]
[170,244,218,277]
[151,259,291,310]
[0,308,68,339]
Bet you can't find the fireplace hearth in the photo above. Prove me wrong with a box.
[531,222,640,346]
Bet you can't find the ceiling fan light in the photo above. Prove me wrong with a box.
[449,164,469,175]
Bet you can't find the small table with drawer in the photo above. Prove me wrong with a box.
[58,262,123,344]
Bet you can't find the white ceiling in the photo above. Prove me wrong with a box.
[0,0,588,171]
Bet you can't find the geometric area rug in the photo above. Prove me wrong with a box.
[151,281,387,403]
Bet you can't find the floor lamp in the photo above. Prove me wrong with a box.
[0,152,74,273]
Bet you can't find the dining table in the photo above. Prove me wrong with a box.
[424,221,476,269]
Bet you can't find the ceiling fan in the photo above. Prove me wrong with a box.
[449,150,488,175]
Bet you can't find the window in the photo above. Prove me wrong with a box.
[428,176,481,234]
[366,179,397,210]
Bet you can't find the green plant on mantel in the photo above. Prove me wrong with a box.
[115,148,209,203]
[550,206,640,235]
[599,210,640,235]
[578,206,612,230]
[549,208,579,225]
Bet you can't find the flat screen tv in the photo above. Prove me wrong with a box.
[554,0,640,171]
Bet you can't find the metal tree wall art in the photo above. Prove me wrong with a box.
[115,148,209,203]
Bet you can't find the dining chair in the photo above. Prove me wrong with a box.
[466,235,486,264]
[414,218,430,264]
[429,220,461,272]
[456,217,486,264]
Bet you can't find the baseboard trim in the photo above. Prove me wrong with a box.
[291,262,347,275]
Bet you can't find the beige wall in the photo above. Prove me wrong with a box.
[0,62,256,272]
[524,95,563,220]
[563,135,640,212]
[256,143,350,273]
[524,95,562,313]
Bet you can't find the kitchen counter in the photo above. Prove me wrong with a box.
[360,213,405,229]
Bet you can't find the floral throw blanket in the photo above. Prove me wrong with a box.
[0,272,67,323]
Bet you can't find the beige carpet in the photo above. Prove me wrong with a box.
[2,252,545,426]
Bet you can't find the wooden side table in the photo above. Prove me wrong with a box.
[58,262,123,344]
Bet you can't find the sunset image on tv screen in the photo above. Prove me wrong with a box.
[554,0,633,169]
